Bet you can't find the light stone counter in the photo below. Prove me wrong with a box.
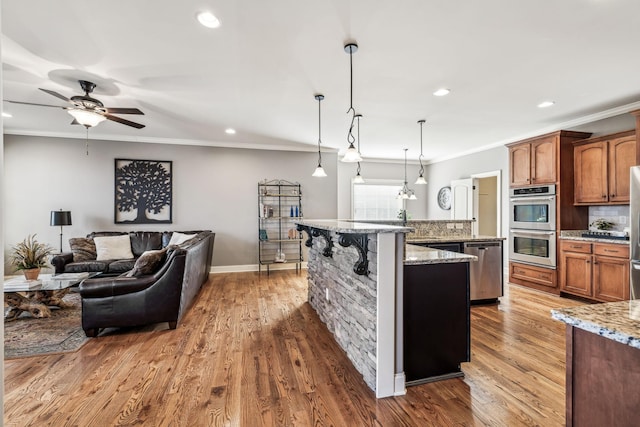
[551,300,640,349]
[407,235,505,244]
[559,230,629,245]
[404,244,477,265]
[295,219,413,234]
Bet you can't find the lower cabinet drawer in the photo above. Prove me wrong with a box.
[510,262,557,288]
[593,243,629,259]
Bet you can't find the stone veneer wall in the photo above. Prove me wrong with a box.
[306,231,378,391]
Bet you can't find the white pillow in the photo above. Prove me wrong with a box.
[94,235,135,260]
[168,232,196,246]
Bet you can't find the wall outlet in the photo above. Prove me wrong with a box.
[325,287,330,302]
[446,223,455,229]
[455,223,464,229]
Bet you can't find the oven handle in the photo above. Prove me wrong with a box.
[510,229,556,236]
[510,196,556,202]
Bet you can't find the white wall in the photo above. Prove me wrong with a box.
[3,135,338,269]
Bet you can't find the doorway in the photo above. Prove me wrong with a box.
[472,170,501,237]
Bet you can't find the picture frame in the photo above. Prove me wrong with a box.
[114,158,173,224]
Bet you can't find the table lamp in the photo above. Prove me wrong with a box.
[50,210,72,253]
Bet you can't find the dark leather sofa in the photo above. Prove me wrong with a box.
[77,230,215,337]
[51,230,208,275]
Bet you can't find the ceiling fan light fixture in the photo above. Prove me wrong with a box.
[197,11,221,28]
[67,109,106,127]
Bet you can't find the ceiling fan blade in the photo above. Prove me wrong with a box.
[39,88,72,103]
[105,113,145,129]
[6,100,65,108]
[70,119,80,125]
[106,107,144,115]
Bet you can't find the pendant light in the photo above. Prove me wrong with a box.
[312,94,327,177]
[398,148,417,200]
[415,119,428,184]
[353,113,365,183]
[341,43,362,163]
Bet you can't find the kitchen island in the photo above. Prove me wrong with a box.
[552,301,640,426]
[295,219,476,398]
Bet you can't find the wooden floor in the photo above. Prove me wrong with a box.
[4,271,584,426]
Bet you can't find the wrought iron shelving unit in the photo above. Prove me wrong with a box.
[258,179,303,274]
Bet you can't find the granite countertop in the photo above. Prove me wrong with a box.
[295,219,413,234]
[404,244,477,265]
[559,230,630,245]
[551,301,640,349]
[407,235,506,244]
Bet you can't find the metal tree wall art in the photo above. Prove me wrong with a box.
[114,159,173,224]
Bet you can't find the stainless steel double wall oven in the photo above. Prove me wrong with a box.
[509,184,557,268]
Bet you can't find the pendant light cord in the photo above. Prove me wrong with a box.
[418,120,425,175]
[346,46,356,146]
[356,114,362,174]
[85,127,89,156]
[317,95,323,165]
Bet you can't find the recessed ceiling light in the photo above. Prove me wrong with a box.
[225,128,236,134]
[433,88,450,97]
[537,101,555,108]
[2,112,12,118]
[197,11,221,28]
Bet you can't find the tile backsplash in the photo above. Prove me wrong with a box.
[588,205,630,231]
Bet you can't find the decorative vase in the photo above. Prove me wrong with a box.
[23,267,41,281]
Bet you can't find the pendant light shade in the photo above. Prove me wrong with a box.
[312,94,327,177]
[312,165,327,177]
[341,42,363,163]
[415,119,428,185]
[353,173,365,184]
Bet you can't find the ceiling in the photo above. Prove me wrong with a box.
[3,0,640,162]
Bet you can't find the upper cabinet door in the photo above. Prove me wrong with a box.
[530,137,557,185]
[574,141,608,204]
[608,134,636,203]
[509,144,531,187]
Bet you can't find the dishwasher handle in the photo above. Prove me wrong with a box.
[464,242,501,249]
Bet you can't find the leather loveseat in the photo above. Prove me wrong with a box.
[76,230,214,337]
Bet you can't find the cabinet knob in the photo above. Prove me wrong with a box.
[586,260,591,264]
[602,195,607,198]
[611,194,616,198]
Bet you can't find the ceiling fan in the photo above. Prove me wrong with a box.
[6,80,145,129]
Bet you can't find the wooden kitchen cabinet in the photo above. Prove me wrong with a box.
[509,261,558,294]
[560,240,630,302]
[573,130,636,205]
[508,135,555,187]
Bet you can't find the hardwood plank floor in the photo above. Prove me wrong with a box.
[4,271,583,426]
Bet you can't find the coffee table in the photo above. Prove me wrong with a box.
[3,272,98,321]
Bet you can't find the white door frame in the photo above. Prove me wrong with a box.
[470,170,502,237]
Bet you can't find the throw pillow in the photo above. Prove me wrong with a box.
[127,248,167,277]
[69,237,97,262]
[94,235,135,260]
[168,232,196,246]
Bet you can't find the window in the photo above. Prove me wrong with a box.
[352,180,403,220]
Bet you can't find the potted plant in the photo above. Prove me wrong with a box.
[9,234,54,280]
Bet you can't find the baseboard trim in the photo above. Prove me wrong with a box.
[210,262,308,274]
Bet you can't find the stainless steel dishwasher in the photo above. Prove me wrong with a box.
[463,241,503,303]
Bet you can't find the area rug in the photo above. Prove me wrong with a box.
[4,291,88,359]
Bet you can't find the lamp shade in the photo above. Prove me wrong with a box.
[67,109,107,127]
[50,210,72,226]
